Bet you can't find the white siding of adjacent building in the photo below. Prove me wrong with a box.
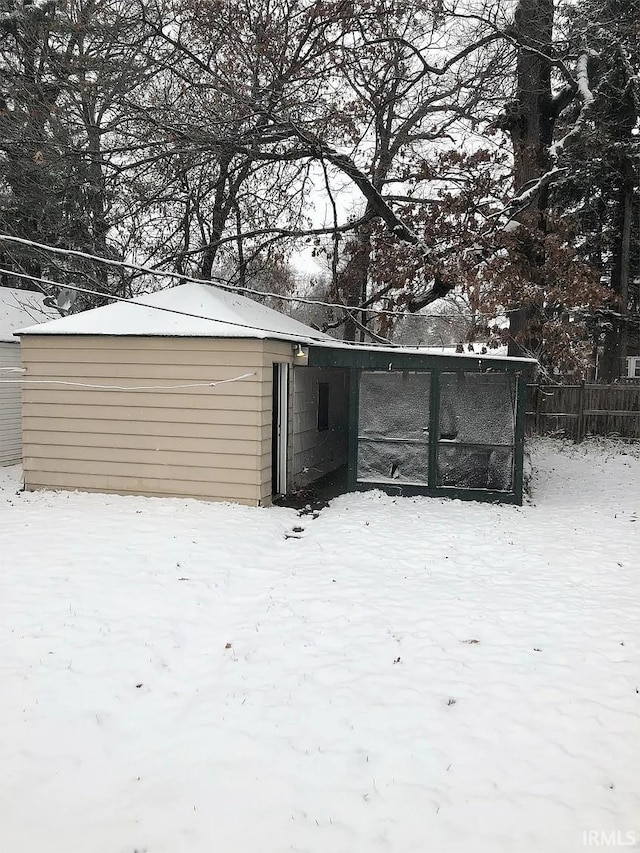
[0,341,22,465]
[292,366,349,488]
[627,356,640,379]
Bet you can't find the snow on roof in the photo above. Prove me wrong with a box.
[416,342,509,356]
[0,286,58,343]
[15,281,537,363]
[17,282,334,344]
[317,339,537,363]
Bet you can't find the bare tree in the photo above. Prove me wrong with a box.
[0,0,166,304]
[0,0,635,378]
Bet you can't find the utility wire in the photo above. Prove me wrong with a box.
[0,266,476,352]
[0,267,334,345]
[0,233,480,323]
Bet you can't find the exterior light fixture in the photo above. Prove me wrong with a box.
[292,343,309,365]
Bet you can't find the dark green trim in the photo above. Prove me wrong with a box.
[352,482,520,504]
[347,368,359,491]
[512,373,527,505]
[428,371,440,488]
[436,440,516,450]
[308,345,532,373]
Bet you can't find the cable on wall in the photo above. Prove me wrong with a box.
[0,371,257,392]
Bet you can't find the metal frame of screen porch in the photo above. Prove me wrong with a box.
[307,345,531,506]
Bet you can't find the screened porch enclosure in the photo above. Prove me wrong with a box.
[437,372,516,491]
[357,370,517,493]
[357,371,431,486]
[307,345,530,504]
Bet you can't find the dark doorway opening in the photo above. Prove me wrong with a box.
[271,363,289,496]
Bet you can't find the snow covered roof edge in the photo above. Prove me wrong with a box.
[0,286,58,342]
[15,282,537,364]
[16,282,334,344]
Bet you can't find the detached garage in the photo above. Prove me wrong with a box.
[18,282,533,505]
[17,283,347,505]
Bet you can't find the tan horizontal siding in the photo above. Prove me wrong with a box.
[24,475,261,504]
[20,334,272,502]
[23,435,263,461]
[259,419,271,447]
[21,335,265,353]
[260,479,272,501]
[263,339,295,351]
[22,389,262,408]
[23,456,262,485]
[258,451,272,477]
[261,435,272,454]
[23,426,263,449]
[260,408,272,428]
[20,348,266,368]
[22,362,267,382]
[260,468,271,493]
[262,344,294,366]
[22,405,263,426]
[24,438,262,468]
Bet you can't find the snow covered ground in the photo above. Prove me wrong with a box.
[0,438,638,853]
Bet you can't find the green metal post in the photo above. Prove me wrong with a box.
[428,370,440,489]
[347,367,359,491]
[513,373,527,505]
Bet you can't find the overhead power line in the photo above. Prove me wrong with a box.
[0,233,480,323]
[1,266,474,352]
[0,267,333,345]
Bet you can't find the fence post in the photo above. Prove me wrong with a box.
[535,383,543,435]
[576,379,586,443]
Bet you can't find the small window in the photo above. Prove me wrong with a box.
[634,359,640,378]
[317,382,329,431]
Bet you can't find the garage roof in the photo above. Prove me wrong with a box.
[16,282,334,344]
[16,281,537,366]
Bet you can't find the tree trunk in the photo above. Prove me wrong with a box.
[338,221,372,342]
[200,165,229,280]
[507,0,555,358]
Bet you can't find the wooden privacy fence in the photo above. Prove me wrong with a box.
[526,382,640,441]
